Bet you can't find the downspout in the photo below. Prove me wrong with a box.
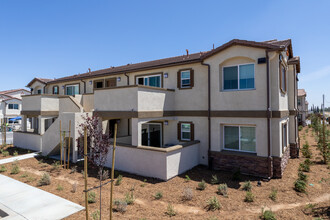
[201,62,211,168]
[124,72,129,86]
[81,80,86,94]
[266,50,273,179]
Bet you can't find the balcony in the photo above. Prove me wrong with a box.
[93,85,175,118]
[21,94,60,116]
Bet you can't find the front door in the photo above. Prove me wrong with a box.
[141,123,161,147]
[109,119,117,138]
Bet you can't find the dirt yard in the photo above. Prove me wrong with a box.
[0,127,329,220]
[0,144,32,159]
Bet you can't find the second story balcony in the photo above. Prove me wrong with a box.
[21,94,60,116]
[93,85,175,118]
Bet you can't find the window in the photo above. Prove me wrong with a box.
[223,64,254,90]
[136,74,162,88]
[282,122,288,152]
[105,78,117,88]
[224,125,256,152]
[297,98,301,106]
[37,89,42,94]
[53,86,59,95]
[94,80,104,89]
[280,63,287,93]
[65,84,79,96]
[8,104,19,110]
[178,122,194,141]
[177,69,194,89]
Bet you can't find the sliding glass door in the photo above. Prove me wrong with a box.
[141,123,162,147]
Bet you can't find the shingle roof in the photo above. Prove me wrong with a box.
[26,78,53,87]
[298,89,306,96]
[31,39,294,86]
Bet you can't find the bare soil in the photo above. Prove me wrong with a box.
[0,127,329,220]
[0,144,33,159]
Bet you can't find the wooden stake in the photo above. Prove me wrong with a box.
[67,120,71,169]
[60,121,62,167]
[109,123,117,220]
[63,131,66,169]
[84,126,89,220]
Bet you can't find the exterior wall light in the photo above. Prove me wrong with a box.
[62,86,65,89]
[89,80,92,85]
[117,77,121,82]
[164,120,168,125]
[164,73,168,78]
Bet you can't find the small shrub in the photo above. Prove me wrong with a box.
[113,199,127,213]
[298,125,303,131]
[182,187,193,201]
[298,171,307,182]
[88,191,96,203]
[154,191,163,200]
[165,203,176,217]
[2,151,9,157]
[38,159,44,164]
[301,143,312,158]
[71,183,77,193]
[51,161,61,171]
[197,179,207,190]
[232,168,241,181]
[0,165,6,173]
[211,175,220,185]
[269,188,277,201]
[20,172,29,178]
[217,184,228,197]
[38,173,51,186]
[294,179,306,193]
[242,181,252,191]
[185,175,191,182]
[244,191,255,202]
[91,210,100,220]
[260,208,276,220]
[140,179,147,187]
[207,217,219,220]
[304,159,312,165]
[26,176,36,183]
[207,196,221,211]
[299,163,310,172]
[13,151,18,156]
[10,163,20,174]
[308,124,312,128]
[125,192,135,205]
[115,175,123,186]
[70,166,77,174]
[56,185,63,191]
[130,185,135,191]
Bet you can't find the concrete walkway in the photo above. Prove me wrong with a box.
[0,174,84,220]
[0,152,40,165]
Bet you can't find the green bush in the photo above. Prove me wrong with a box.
[113,199,127,213]
[154,191,163,200]
[0,165,6,173]
[260,208,276,220]
[207,196,221,211]
[210,175,219,185]
[298,171,307,182]
[269,188,277,201]
[242,181,252,191]
[88,191,96,203]
[115,175,123,186]
[304,159,312,165]
[38,173,51,186]
[294,179,306,193]
[298,125,303,131]
[125,192,135,205]
[13,151,18,156]
[91,210,100,220]
[20,172,29,178]
[56,185,63,191]
[217,183,228,197]
[299,163,310,172]
[301,143,312,158]
[185,175,191,182]
[140,179,147,187]
[51,161,61,171]
[10,163,20,174]
[197,179,207,190]
[2,151,9,157]
[244,191,255,202]
[165,203,176,217]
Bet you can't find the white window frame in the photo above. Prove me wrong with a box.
[222,63,255,91]
[65,84,79,96]
[223,124,256,153]
[180,70,191,88]
[136,74,162,88]
[8,104,19,110]
[181,123,191,141]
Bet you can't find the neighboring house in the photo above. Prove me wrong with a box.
[0,89,31,130]
[297,89,308,126]
[14,39,301,180]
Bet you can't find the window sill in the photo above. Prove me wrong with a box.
[221,88,256,92]
[178,86,193,90]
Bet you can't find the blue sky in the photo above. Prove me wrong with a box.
[0,0,329,107]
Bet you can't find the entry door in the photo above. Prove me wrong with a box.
[109,119,117,138]
[141,123,161,147]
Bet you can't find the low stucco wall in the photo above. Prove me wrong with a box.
[13,131,42,152]
[105,142,200,181]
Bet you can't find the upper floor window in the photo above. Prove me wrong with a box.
[53,86,59,95]
[223,64,255,90]
[224,125,256,152]
[297,98,301,106]
[105,78,117,88]
[177,69,194,89]
[280,64,287,93]
[136,74,162,88]
[94,80,104,89]
[37,89,42,94]
[8,104,19,110]
[65,84,79,96]
[178,121,194,142]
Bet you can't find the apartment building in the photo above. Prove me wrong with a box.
[0,89,30,129]
[297,89,308,126]
[14,39,301,180]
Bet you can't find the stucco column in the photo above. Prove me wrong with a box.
[21,115,27,132]
[38,116,45,135]
[131,118,141,146]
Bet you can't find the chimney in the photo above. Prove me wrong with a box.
[186,49,189,56]
[213,44,215,50]
[88,68,91,73]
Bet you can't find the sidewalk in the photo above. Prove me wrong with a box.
[0,174,84,220]
[0,152,40,165]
